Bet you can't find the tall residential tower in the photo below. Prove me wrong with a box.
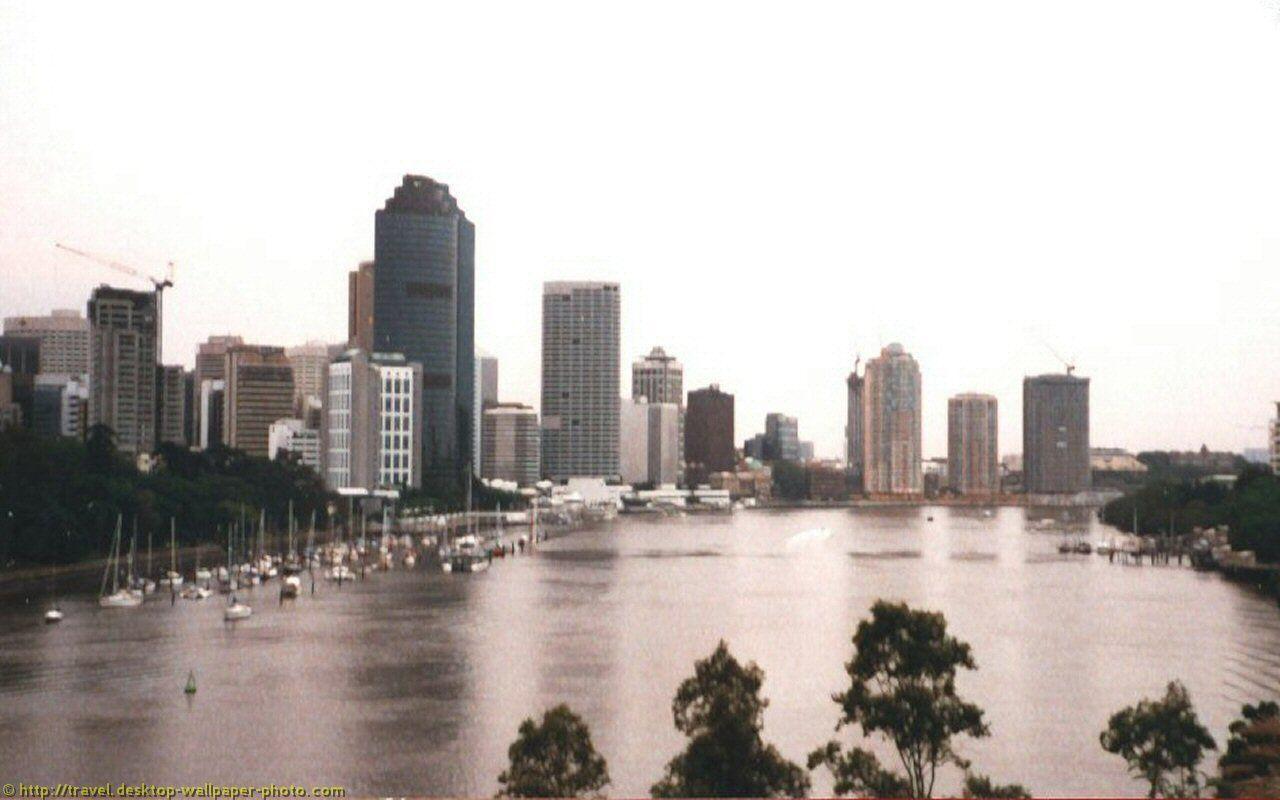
[1022,373,1090,494]
[862,343,922,495]
[947,393,998,496]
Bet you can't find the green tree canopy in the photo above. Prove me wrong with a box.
[497,704,610,798]
[1215,700,1280,798]
[961,773,1031,799]
[808,600,994,798]
[651,641,809,798]
[1099,680,1217,798]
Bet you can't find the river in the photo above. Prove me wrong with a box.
[0,507,1277,797]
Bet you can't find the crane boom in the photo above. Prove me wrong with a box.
[54,242,174,290]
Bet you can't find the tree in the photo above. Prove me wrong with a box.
[1215,700,1280,798]
[651,641,809,798]
[809,600,991,798]
[497,704,609,798]
[961,773,1031,799]
[1099,681,1216,798]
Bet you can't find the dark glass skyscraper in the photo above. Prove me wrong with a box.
[373,175,474,485]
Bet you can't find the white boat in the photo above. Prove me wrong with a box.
[44,607,63,623]
[446,534,491,573]
[195,568,212,584]
[403,552,416,568]
[325,564,356,582]
[158,572,184,589]
[181,584,212,600]
[100,589,142,608]
[281,575,301,598]
[224,596,252,621]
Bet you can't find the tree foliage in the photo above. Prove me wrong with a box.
[961,773,1031,799]
[1215,700,1280,798]
[1099,681,1217,798]
[0,426,331,566]
[651,641,809,798]
[809,600,992,798]
[497,704,610,798]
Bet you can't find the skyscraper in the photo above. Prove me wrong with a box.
[472,351,498,477]
[763,413,800,462]
[285,340,331,413]
[223,345,294,458]
[0,335,39,429]
[947,393,998,496]
[347,261,374,351]
[632,347,683,404]
[685,384,735,485]
[193,334,243,449]
[373,175,474,485]
[481,403,540,487]
[1023,373,1090,494]
[620,397,681,486]
[3,309,89,376]
[540,281,620,480]
[845,359,864,486]
[862,343,922,495]
[87,286,159,455]
[158,364,188,446]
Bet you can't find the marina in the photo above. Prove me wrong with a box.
[0,507,1277,797]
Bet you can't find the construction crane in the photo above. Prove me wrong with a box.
[54,242,175,293]
[1041,340,1076,375]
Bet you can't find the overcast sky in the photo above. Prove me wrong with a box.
[2,1,1279,459]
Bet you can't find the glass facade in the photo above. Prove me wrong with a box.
[373,176,474,484]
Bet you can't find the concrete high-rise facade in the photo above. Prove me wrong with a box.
[87,287,159,455]
[223,345,295,458]
[947,393,998,496]
[0,335,39,429]
[620,397,680,486]
[269,418,321,473]
[862,343,922,495]
[158,364,188,446]
[193,335,243,448]
[3,310,89,376]
[32,373,88,439]
[685,384,735,484]
[199,380,225,450]
[373,175,474,485]
[540,281,620,480]
[481,403,540,486]
[1022,373,1091,494]
[322,349,423,491]
[347,261,374,351]
[472,352,498,477]
[632,346,683,404]
[845,361,864,484]
[286,340,331,413]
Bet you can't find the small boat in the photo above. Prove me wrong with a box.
[99,516,143,608]
[195,568,212,584]
[403,552,416,568]
[44,606,63,624]
[181,584,212,600]
[100,589,143,607]
[184,671,197,694]
[1073,541,1093,555]
[325,564,356,582]
[1057,541,1074,554]
[224,596,252,621]
[280,575,301,599]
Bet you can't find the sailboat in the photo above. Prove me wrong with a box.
[129,519,155,596]
[223,532,251,620]
[100,515,142,607]
[159,518,184,590]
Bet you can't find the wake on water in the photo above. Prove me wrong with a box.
[784,527,832,551]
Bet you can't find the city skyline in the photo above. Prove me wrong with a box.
[3,2,1280,459]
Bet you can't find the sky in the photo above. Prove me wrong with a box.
[1,1,1279,460]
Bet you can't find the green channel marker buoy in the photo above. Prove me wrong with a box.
[184,670,197,694]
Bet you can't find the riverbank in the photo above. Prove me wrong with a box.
[756,491,1119,510]
[0,544,225,598]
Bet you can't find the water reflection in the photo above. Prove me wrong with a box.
[0,507,1277,797]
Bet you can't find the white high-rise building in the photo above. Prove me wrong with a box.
[322,349,423,491]
[540,282,620,480]
[862,343,922,495]
[268,418,321,473]
[472,351,498,477]
[3,309,90,377]
[620,397,681,486]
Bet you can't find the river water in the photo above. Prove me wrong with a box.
[1,507,1277,797]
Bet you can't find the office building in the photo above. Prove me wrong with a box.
[1022,373,1091,494]
[472,351,498,476]
[32,373,88,439]
[0,366,19,429]
[347,260,374,351]
[846,360,864,485]
[540,281,620,480]
[632,346,683,404]
[620,397,680,486]
[199,379,225,450]
[3,310,89,376]
[373,175,474,484]
[286,340,331,413]
[947,393,998,496]
[223,345,295,457]
[862,343,922,495]
[322,349,423,491]
[87,287,158,454]
[481,402,540,486]
[268,418,321,473]
[0,335,39,428]
[685,384,735,485]
[193,335,243,447]
[764,413,800,462]
[158,365,188,446]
